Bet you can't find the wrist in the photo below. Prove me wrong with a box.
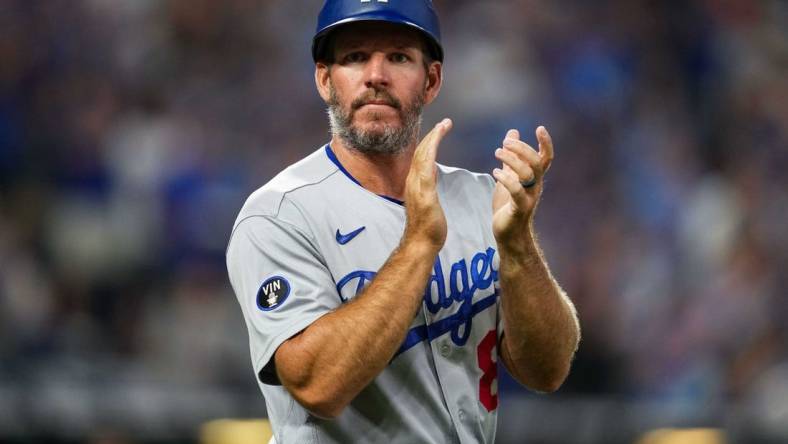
[497,230,538,263]
[403,217,446,253]
[402,228,444,257]
[400,226,446,256]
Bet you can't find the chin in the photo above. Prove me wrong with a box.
[355,118,401,133]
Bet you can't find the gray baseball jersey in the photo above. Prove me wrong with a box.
[226,145,504,444]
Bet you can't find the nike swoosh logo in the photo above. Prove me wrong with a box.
[336,226,366,245]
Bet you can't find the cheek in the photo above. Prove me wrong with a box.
[395,71,429,96]
[330,79,360,106]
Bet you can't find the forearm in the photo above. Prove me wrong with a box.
[275,235,438,417]
[498,227,579,392]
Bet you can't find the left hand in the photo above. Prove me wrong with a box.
[492,126,554,244]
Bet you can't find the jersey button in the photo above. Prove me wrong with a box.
[440,342,451,357]
[458,409,466,421]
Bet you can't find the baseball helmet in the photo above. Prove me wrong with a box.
[312,0,444,63]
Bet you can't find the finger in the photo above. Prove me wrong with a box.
[415,118,452,169]
[536,126,555,171]
[503,137,541,167]
[411,119,452,184]
[501,155,515,174]
[493,168,528,206]
[495,148,535,183]
[413,121,442,163]
[501,129,521,174]
[427,118,452,164]
[492,179,509,210]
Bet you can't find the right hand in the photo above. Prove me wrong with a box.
[404,118,453,251]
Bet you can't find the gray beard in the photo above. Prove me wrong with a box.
[327,86,424,155]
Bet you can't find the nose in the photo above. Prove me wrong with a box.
[363,52,390,89]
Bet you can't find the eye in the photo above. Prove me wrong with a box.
[390,53,410,64]
[343,51,366,64]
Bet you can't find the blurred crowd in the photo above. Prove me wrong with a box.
[1,0,787,442]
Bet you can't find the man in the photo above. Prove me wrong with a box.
[226,1,580,443]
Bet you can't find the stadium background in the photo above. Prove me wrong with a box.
[1,0,786,443]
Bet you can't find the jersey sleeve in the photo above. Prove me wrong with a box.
[227,214,340,385]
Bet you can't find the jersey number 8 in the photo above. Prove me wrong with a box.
[477,329,498,412]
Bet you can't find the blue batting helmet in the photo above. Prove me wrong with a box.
[312,0,444,63]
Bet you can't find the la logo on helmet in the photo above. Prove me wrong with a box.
[360,0,389,3]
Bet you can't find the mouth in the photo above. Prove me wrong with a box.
[360,102,395,109]
[357,100,396,109]
[352,92,401,111]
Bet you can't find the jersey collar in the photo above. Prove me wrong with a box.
[324,144,405,207]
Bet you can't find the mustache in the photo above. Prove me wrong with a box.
[351,90,402,111]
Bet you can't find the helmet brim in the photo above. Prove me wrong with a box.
[312,16,444,63]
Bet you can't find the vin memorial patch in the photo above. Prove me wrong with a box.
[257,276,291,311]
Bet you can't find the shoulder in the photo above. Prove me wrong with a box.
[233,146,338,230]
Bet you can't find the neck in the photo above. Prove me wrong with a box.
[329,136,416,201]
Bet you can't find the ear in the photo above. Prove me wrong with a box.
[423,61,443,106]
[315,63,331,102]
